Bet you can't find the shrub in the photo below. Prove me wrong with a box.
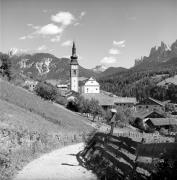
[159,127,168,136]
[89,98,103,121]
[35,81,57,101]
[55,95,67,106]
[66,100,78,112]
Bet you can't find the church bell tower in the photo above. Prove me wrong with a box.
[70,42,79,92]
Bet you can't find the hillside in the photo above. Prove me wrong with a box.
[0,78,93,179]
[98,40,177,100]
[9,53,96,82]
[0,79,93,132]
[99,67,127,78]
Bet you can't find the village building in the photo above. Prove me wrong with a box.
[68,42,137,108]
[145,118,177,130]
[133,109,166,120]
[80,77,100,94]
[136,97,165,111]
[114,97,137,109]
[23,79,38,91]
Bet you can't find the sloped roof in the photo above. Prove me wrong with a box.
[65,90,79,98]
[81,93,115,106]
[137,97,165,106]
[157,75,177,86]
[147,118,177,126]
[134,109,165,119]
[114,97,137,104]
[148,97,165,106]
[81,93,137,106]
[45,79,59,86]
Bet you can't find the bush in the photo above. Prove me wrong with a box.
[35,81,57,101]
[159,127,168,136]
[55,95,67,106]
[66,100,79,112]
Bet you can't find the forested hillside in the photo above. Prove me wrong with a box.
[99,40,177,102]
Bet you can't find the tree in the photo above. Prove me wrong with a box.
[89,98,102,121]
[165,103,176,112]
[35,81,57,101]
[77,96,90,116]
[0,54,12,81]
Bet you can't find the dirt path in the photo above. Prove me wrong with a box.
[14,143,97,180]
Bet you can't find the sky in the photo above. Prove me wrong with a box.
[0,0,177,69]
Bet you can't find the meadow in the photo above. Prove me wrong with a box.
[0,79,93,180]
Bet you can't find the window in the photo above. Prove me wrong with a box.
[73,70,76,75]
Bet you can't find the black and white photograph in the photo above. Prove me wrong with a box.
[0,0,177,179]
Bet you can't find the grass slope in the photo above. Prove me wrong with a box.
[0,79,93,133]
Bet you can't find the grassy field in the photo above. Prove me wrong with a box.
[0,79,93,133]
[0,79,94,180]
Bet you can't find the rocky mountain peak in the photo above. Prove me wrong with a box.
[92,65,107,73]
[135,40,177,66]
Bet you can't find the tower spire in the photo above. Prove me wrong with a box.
[70,41,78,60]
[72,41,76,56]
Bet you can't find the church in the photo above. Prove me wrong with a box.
[68,42,137,110]
[70,42,100,94]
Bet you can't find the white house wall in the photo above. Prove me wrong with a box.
[83,85,100,93]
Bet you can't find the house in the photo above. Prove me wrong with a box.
[81,93,115,110]
[82,93,137,111]
[136,97,165,111]
[46,79,69,91]
[133,109,166,120]
[145,118,177,130]
[65,90,80,102]
[114,97,137,109]
[57,84,68,91]
[80,77,100,94]
[23,79,38,91]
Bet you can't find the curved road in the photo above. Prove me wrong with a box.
[14,143,97,180]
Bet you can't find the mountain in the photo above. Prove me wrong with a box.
[98,40,177,100]
[92,65,107,73]
[134,40,177,67]
[99,67,127,77]
[9,53,96,82]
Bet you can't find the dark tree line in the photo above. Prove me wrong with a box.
[99,69,177,102]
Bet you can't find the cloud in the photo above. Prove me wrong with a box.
[21,11,84,42]
[113,40,125,47]
[19,35,33,40]
[109,48,120,55]
[80,11,86,18]
[74,22,80,26]
[37,45,47,51]
[36,23,63,35]
[27,24,40,30]
[49,49,55,52]
[27,23,33,27]
[50,35,61,42]
[61,40,72,47]
[100,56,117,64]
[42,9,48,13]
[19,36,27,40]
[51,12,75,26]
